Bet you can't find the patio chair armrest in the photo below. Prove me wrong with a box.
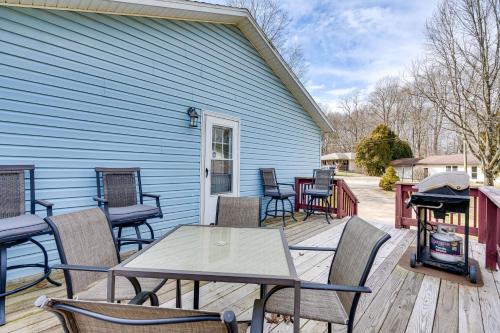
[92,196,108,203]
[250,299,265,333]
[288,246,336,252]
[115,237,155,244]
[278,182,295,189]
[142,193,161,212]
[93,196,109,212]
[48,302,223,326]
[36,199,54,216]
[52,264,110,273]
[300,281,371,293]
[142,193,160,199]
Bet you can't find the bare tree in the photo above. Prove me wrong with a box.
[414,0,500,185]
[225,0,308,80]
[368,76,401,127]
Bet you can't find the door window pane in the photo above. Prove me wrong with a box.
[211,126,233,195]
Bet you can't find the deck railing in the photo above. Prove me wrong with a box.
[396,182,500,270]
[294,177,359,218]
[395,182,479,236]
[478,187,500,270]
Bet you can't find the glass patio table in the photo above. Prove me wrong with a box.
[107,225,301,332]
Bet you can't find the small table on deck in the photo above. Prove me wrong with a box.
[108,225,301,332]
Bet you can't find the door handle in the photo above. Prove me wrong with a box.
[206,168,209,178]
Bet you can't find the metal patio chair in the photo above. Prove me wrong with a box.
[36,296,257,333]
[259,168,296,226]
[214,196,262,228]
[45,208,167,306]
[252,216,390,333]
[303,168,335,224]
[0,165,60,325]
[94,167,162,250]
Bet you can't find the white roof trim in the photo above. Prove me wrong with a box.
[0,0,333,132]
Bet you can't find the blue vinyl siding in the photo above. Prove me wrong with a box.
[0,7,321,280]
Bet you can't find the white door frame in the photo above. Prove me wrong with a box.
[200,111,241,224]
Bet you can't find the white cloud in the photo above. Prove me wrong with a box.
[325,87,357,97]
[197,0,439,113]
[304,80,325,92]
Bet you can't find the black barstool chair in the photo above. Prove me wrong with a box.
[0,165,60,325]
[94,167,162,251]
[259,168,297,227]
[303,169,335,224]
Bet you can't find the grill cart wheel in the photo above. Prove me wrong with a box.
[410,253,417,268]
[469,264,477,284]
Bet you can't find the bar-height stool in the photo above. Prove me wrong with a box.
[259,168,297,226]
[94,167,162,251]
[303,169,335,224]
[0,165,60,325]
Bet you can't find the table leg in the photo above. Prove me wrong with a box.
[293,281,300,333]
[107,271,115,303]
[176,279,182,308]
[193,280,200,309]
[260,284,266,299]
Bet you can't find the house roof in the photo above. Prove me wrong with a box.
[0,0,334,133]
[416,154,480,166]
[390,158,421,167]
[321,152,356,161]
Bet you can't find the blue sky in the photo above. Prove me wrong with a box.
[203,0,440,111]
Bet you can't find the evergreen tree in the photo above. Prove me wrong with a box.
[356,124,413,176]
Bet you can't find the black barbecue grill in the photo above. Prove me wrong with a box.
[407,172,477,283]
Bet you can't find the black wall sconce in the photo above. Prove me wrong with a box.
[187,107,199,128]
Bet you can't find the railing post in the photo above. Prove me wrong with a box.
[294,177,300,212]
[395,183,403,229]
[337,179,344,218]
[478,191,487,244]
[485,198,498,270]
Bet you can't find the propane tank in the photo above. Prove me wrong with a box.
[430,224,464,263]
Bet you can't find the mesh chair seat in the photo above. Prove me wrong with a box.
[76,276,165,302]
[0,214,49,243]
[260,217,390,333]
[46,208,167,303]
[265,287,348,324]
[215,196,261,227]
[264,188,296,198]
[108,204,161,225]
[303,188,331,197]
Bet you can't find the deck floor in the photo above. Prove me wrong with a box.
[4,214,500,332]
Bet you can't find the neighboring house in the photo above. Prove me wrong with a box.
[416,154,498,183]
[390,158,421,181]
[0,0,332,279]
[321,152,360,172]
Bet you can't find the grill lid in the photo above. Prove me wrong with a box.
[414,172,469,193]
[408,172,470,216]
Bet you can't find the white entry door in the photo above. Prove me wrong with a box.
[201,112,240,225]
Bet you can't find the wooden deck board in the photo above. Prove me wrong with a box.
[379,271,424,333]
[3,215,497,333]
[432,280,459,333]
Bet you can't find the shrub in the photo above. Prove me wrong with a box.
[379,166,400,191]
